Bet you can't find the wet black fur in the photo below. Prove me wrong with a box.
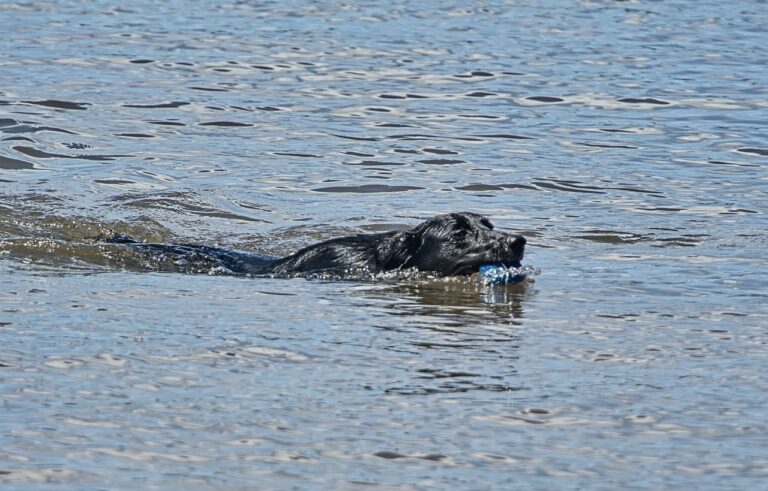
[111,212,526,277]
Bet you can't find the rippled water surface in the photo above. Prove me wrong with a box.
[2,1,767,489]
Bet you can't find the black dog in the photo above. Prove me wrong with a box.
[110,212,526,277]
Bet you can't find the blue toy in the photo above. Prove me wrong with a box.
[478,260,526,285]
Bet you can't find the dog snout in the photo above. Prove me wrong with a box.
[507,235,526,249]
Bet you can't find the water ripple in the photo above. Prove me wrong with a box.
[1,1,767,488]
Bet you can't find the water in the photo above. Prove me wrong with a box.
[2,0,767,489]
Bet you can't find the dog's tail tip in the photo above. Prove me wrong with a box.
[103,232,140,244]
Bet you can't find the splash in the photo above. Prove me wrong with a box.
[260,264,539,286]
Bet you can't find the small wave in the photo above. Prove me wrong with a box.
[418,159,466,165]
[617,97,670,105]
[0,155,35,170]
[312,184,423,193]
[737,147,768,157]
[198,121,253,127]
[23,99,90,110]
[12,145,128,161]
[453,70,495,78]
[526,96,565,103]
[123,101,190,108]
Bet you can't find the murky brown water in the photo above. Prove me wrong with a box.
[2,1,767,489]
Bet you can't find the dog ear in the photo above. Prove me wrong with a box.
[450,212,473,231]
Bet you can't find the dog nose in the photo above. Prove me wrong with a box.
[508,235,526,248]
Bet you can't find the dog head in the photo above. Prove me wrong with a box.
[378,212,526,275]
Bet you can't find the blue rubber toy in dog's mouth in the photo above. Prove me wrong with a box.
[478,260,526,285]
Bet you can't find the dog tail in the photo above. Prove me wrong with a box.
[103,233,140,244]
